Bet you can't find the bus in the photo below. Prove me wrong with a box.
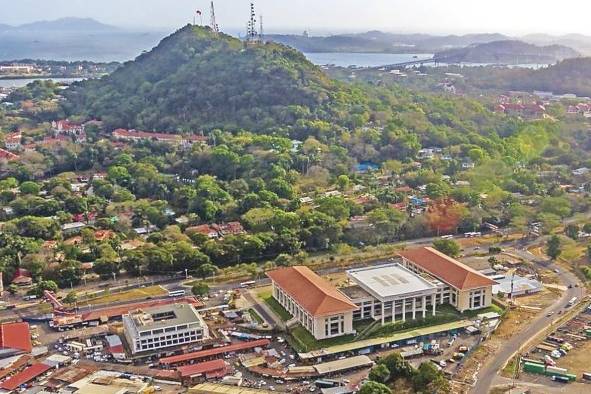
[568,297,577,306]
[239,281,256,288]
[168,289,186,297]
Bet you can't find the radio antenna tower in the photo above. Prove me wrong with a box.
[247,3,258,42]
[210,1,219,34]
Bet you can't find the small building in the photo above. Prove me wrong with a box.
[492,275,543,297]
[398,247,496,313]
[61,222,87,236]
[266,266,358,340]
[123,303,209,354]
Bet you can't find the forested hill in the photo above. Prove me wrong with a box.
[63,25,366,133]
[435,40,579,64]
[466,57,591,97]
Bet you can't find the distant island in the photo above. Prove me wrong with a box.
[434,40,580,64]
[0,17,165,62]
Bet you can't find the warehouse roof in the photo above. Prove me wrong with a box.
[177,359,227,378]
[266,266,357,317]
[159,339,270,366]
[0,322,32,353]
[398,247,496,290]
[0,362,51,391]
[313,355,373,375]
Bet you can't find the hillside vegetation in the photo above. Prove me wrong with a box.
[64,25,368,133]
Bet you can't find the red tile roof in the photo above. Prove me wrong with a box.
[266,266,358,317]
[159,339,270,366]
[398,247,496,291]
[177,359,227,378]
[0,363,51,391]
[0,148,19,161]
[0,322,32,353]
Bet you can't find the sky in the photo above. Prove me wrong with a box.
[2,0,591,36]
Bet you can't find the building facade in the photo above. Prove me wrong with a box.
[398,247,495,313]
[343,263,442,325]
[123,304,208,354]
[267,266,358,340]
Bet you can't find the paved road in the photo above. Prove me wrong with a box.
[471,247,586,394]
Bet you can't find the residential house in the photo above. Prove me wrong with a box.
[3,132,22,151]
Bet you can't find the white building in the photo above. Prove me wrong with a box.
[399,247,496,313]
[343,263,442,325]
[267,266,358,340]
[123,303,208,354]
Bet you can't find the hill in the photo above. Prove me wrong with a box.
[12,17,118,32]
[63,25,363,132]
[435,40,580,64]
[265,31,510,53]
[522,33,591,56]
[457,57,591,97]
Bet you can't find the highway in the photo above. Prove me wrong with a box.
[470,247,586,393]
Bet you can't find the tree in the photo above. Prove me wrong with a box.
[546,235,562,260]
[565,224,579,240]
[368,364,391,384]
[358,381,392,394]
[191,282,209,297]
[196,263,218,278]
[34,279,58,297]
[412,362,450,393]
[63,291,78,304]
[379,353,414,379]
[19,181,40,195]
[432,239,461,257]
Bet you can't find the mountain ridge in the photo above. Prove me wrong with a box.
[435,40,580,64]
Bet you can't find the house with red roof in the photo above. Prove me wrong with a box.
[11,268,32,286]
[398,247,496,312]
[267,266,358,340]
[4,132,22,151]
[0,148,19,161]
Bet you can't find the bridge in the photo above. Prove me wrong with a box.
[372,56,454,71]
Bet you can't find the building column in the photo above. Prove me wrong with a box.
[402,298,406,321]
[381,302,385,325]
[412,297,416,319]
[392,301,396,323]
[371,301,375,319]
[422,296,426,318]
[432,294,436,316]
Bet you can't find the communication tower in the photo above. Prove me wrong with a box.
[210,1,220,33]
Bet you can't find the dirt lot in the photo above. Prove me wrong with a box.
[556,339,591,376]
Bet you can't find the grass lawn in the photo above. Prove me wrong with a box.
[258,291,292,321]
[249,308,264,324]
[289,325,355,352]
[83,285,167,305]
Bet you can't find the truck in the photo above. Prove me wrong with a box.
[551,375,570,383]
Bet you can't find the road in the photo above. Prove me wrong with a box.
[470,247,586,394]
